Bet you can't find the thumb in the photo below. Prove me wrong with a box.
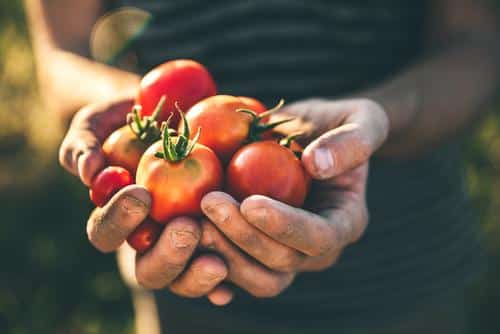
[301,99,388,179]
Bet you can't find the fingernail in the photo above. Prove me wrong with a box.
[246,207,268,227]
[205,203,230,224]
[314,147,334,177]
[119,196,149,216]
[170,230,197,248]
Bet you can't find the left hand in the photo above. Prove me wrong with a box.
[201,98,389,298]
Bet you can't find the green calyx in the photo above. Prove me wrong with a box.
[127,95,166,144]
[154,103,200,162]
[279,132,303,159]
[236,99,294,143]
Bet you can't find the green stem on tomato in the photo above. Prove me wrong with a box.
[128,95,166,144]
[236,99,294,143]
[154,104,200,162]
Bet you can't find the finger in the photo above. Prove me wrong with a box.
[201,192,304,272]
[301,99,388,179]
[87,185,151,253]
[200,220,295,297]
[207,284,234,306]
[135,217,201,289]
[59,99,134,185]
[77,149,106,187]
[169,254,228,298]
[241,195,360,257]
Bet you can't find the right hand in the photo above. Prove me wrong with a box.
[59,97,233,306]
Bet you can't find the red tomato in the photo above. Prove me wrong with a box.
[127,219,163,253]
[137,59,217,127]
[184,95,286,162]
[102,126,149,175]
[89,166,133,207]
[184,95,252,161]
[136,118,223,223]
[226,141,310,207]
[102,99,164,174]
[237,96,267,114]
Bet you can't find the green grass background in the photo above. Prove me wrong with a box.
[1,1,499,333]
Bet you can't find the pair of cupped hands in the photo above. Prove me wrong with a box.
[59,95,388,305]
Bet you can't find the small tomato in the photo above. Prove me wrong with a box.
[89,166,134,207]
[127,219,163,253]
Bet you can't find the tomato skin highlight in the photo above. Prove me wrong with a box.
[89,166,134,207]
[137,60,217,127]
[184,95,254,162]
[127,219,163,253]
[136,141,223,223]
[226,141,310,207]
[102,126,149,175]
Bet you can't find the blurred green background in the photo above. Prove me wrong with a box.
[1,1,499,333]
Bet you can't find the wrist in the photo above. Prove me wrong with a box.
[363,84,420,138]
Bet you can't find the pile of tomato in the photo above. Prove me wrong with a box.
[87,59,311,253]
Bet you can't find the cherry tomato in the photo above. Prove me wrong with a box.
[89,166,134,207]
[226,141,310,207]
[237,96,267,114]
[137,59,217,127]
[184,95,251,161]
[102,126,149,175]
[136,116,223,223]
[127,219,163,253]
[102,98,165,174]
[184,95,284,162]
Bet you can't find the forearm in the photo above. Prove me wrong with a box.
[367,37,498,158]
[37,49,140,119]
[25,0,140,121]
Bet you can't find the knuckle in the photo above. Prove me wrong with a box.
[58,140,74,170]
[135,267,161,289]
[310,238,334,257]
[352,208,369,243]
[135,261,183,290]
[254,278,284,298]
[268,249,300,273]
[238,230,260,248]
[356,98,382,113]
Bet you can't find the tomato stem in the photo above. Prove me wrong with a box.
[279,132,303,159]
[237,99,294,143]
[128,95,166,144]
[155,104,200,162]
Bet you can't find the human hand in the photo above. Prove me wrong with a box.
[58,98,232,305]
[200,98,388,297]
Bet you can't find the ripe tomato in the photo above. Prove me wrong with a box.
[226,141,310,207]
[102,98,165,174]
[136,114,223,223]
[237,96,267,114]
[127,219,163,253]
[102,126,149,175]
[136,59,217,127]
[184,95,286,162]
[89,166,134,207]
[184,95,251,161]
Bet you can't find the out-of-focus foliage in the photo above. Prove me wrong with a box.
[0,1,133,333]
[0,1,499,333]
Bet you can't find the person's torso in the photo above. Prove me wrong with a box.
[107,1,483,332]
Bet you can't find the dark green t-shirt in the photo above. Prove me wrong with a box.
[109,1,483,332]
